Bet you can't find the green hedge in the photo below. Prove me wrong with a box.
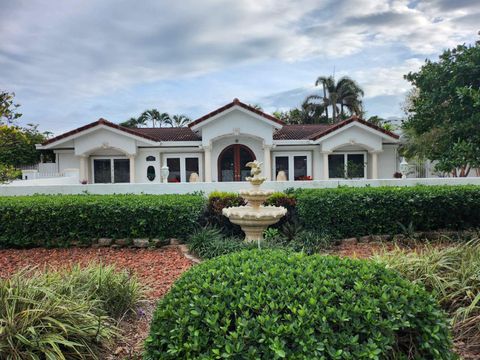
[296,185,480,238]
[0,194,205,248]
[144,250,454,359]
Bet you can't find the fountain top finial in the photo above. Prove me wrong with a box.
[245,160,266,186]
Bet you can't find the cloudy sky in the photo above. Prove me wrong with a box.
[1,0,479,133]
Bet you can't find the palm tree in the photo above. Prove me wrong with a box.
[138,109,170,127]
[120,117,140,128]
[165,114,191,127]
[305,76,364,122]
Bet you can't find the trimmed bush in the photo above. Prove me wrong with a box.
[144,250,454,359]
[205,191,246,236]
[0,194,205,248]
[0,264,144,359]
[295,185,480,238]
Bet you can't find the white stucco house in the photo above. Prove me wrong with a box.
[35,99,400,184]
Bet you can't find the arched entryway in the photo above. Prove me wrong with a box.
[218,144,256,181]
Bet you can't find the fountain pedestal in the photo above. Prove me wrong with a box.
[222,161,287,243]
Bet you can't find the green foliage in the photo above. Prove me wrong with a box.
[0,163,20,184]
[0,264,144,359]
[49,264,145,319]
[187,226,249,259]
[0,90,22,125]
[145,250,454,359]
[0,194,205,248]
[120,109,191,128]
[0,124,50,167]
[295,185,480,238]
[374,239,480,351]
[205,191,247,236]
[402,42,480,176]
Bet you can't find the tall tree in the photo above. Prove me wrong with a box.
[0,91,22,125]
[0,124,49,167]
[304,76,364,122]
[137,109,170,128]
[402,41,480,177]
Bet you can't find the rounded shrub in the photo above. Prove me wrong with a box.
[144,250,455,359]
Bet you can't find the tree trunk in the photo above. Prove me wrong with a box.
[322,84,329,120]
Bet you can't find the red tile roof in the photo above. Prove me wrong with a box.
[130,127,201,141]
[274,124,332,140]
[188,98,285,128]
[42,118,159,145]
[308,116,399,140]
[42,109,398,147]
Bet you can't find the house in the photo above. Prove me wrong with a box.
[35,99,400,184]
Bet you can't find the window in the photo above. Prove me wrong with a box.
[275,156,289,180]
[185,157,199,182]
[147,166,156,181]
[328,153,366,179]
[167,158,181,183]
[146,156,156,162]
[273,152,311,181]
[92,158,130,184]
[164,154,202,182]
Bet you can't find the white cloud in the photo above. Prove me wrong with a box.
[0,0,478,129]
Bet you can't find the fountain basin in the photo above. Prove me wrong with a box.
[222,205,287,242]
[238,188,275,208]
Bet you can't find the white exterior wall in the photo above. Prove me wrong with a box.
[200,109,275,146]
[378,145,398,179]
[320,126,383,152]
[74,129,138,156]
[56,151,79,173]
[2,177,480,196]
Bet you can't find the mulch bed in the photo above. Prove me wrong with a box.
[0,246,193,299]
[0,246,194,358]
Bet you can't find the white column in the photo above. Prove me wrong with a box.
[322,151,331,180]
[203,145,212,182]
[129,155,135,183]
[370,151,379,180]
[263,144,272,181]
[79,155,88,183]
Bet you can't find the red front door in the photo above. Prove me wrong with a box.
[218,144,256,181]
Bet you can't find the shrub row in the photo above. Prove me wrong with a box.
[0,194,205,248]
[145,250,454,359]
[295,185,480,238]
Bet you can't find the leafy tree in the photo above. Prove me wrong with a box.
[0,124,48,167]
[402,41,480,177]
[366,115,395,131]
[0,164,20,184]
[273,102,329,125]
[304,76,364,122]
[0,91,22,125]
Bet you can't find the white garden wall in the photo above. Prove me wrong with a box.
[1,177,479,196]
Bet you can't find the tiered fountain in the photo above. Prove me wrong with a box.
[222,160,287,243]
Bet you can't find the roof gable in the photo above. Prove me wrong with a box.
[309,116,399,141]
[189,98,285,130]
[41,118,159,147]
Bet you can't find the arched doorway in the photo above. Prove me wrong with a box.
[218,144,256,181]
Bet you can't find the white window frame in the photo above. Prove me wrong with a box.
[91,156,129,184]
[163,153,203,182]
[273,152,312,181]
[328,151,367,179]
